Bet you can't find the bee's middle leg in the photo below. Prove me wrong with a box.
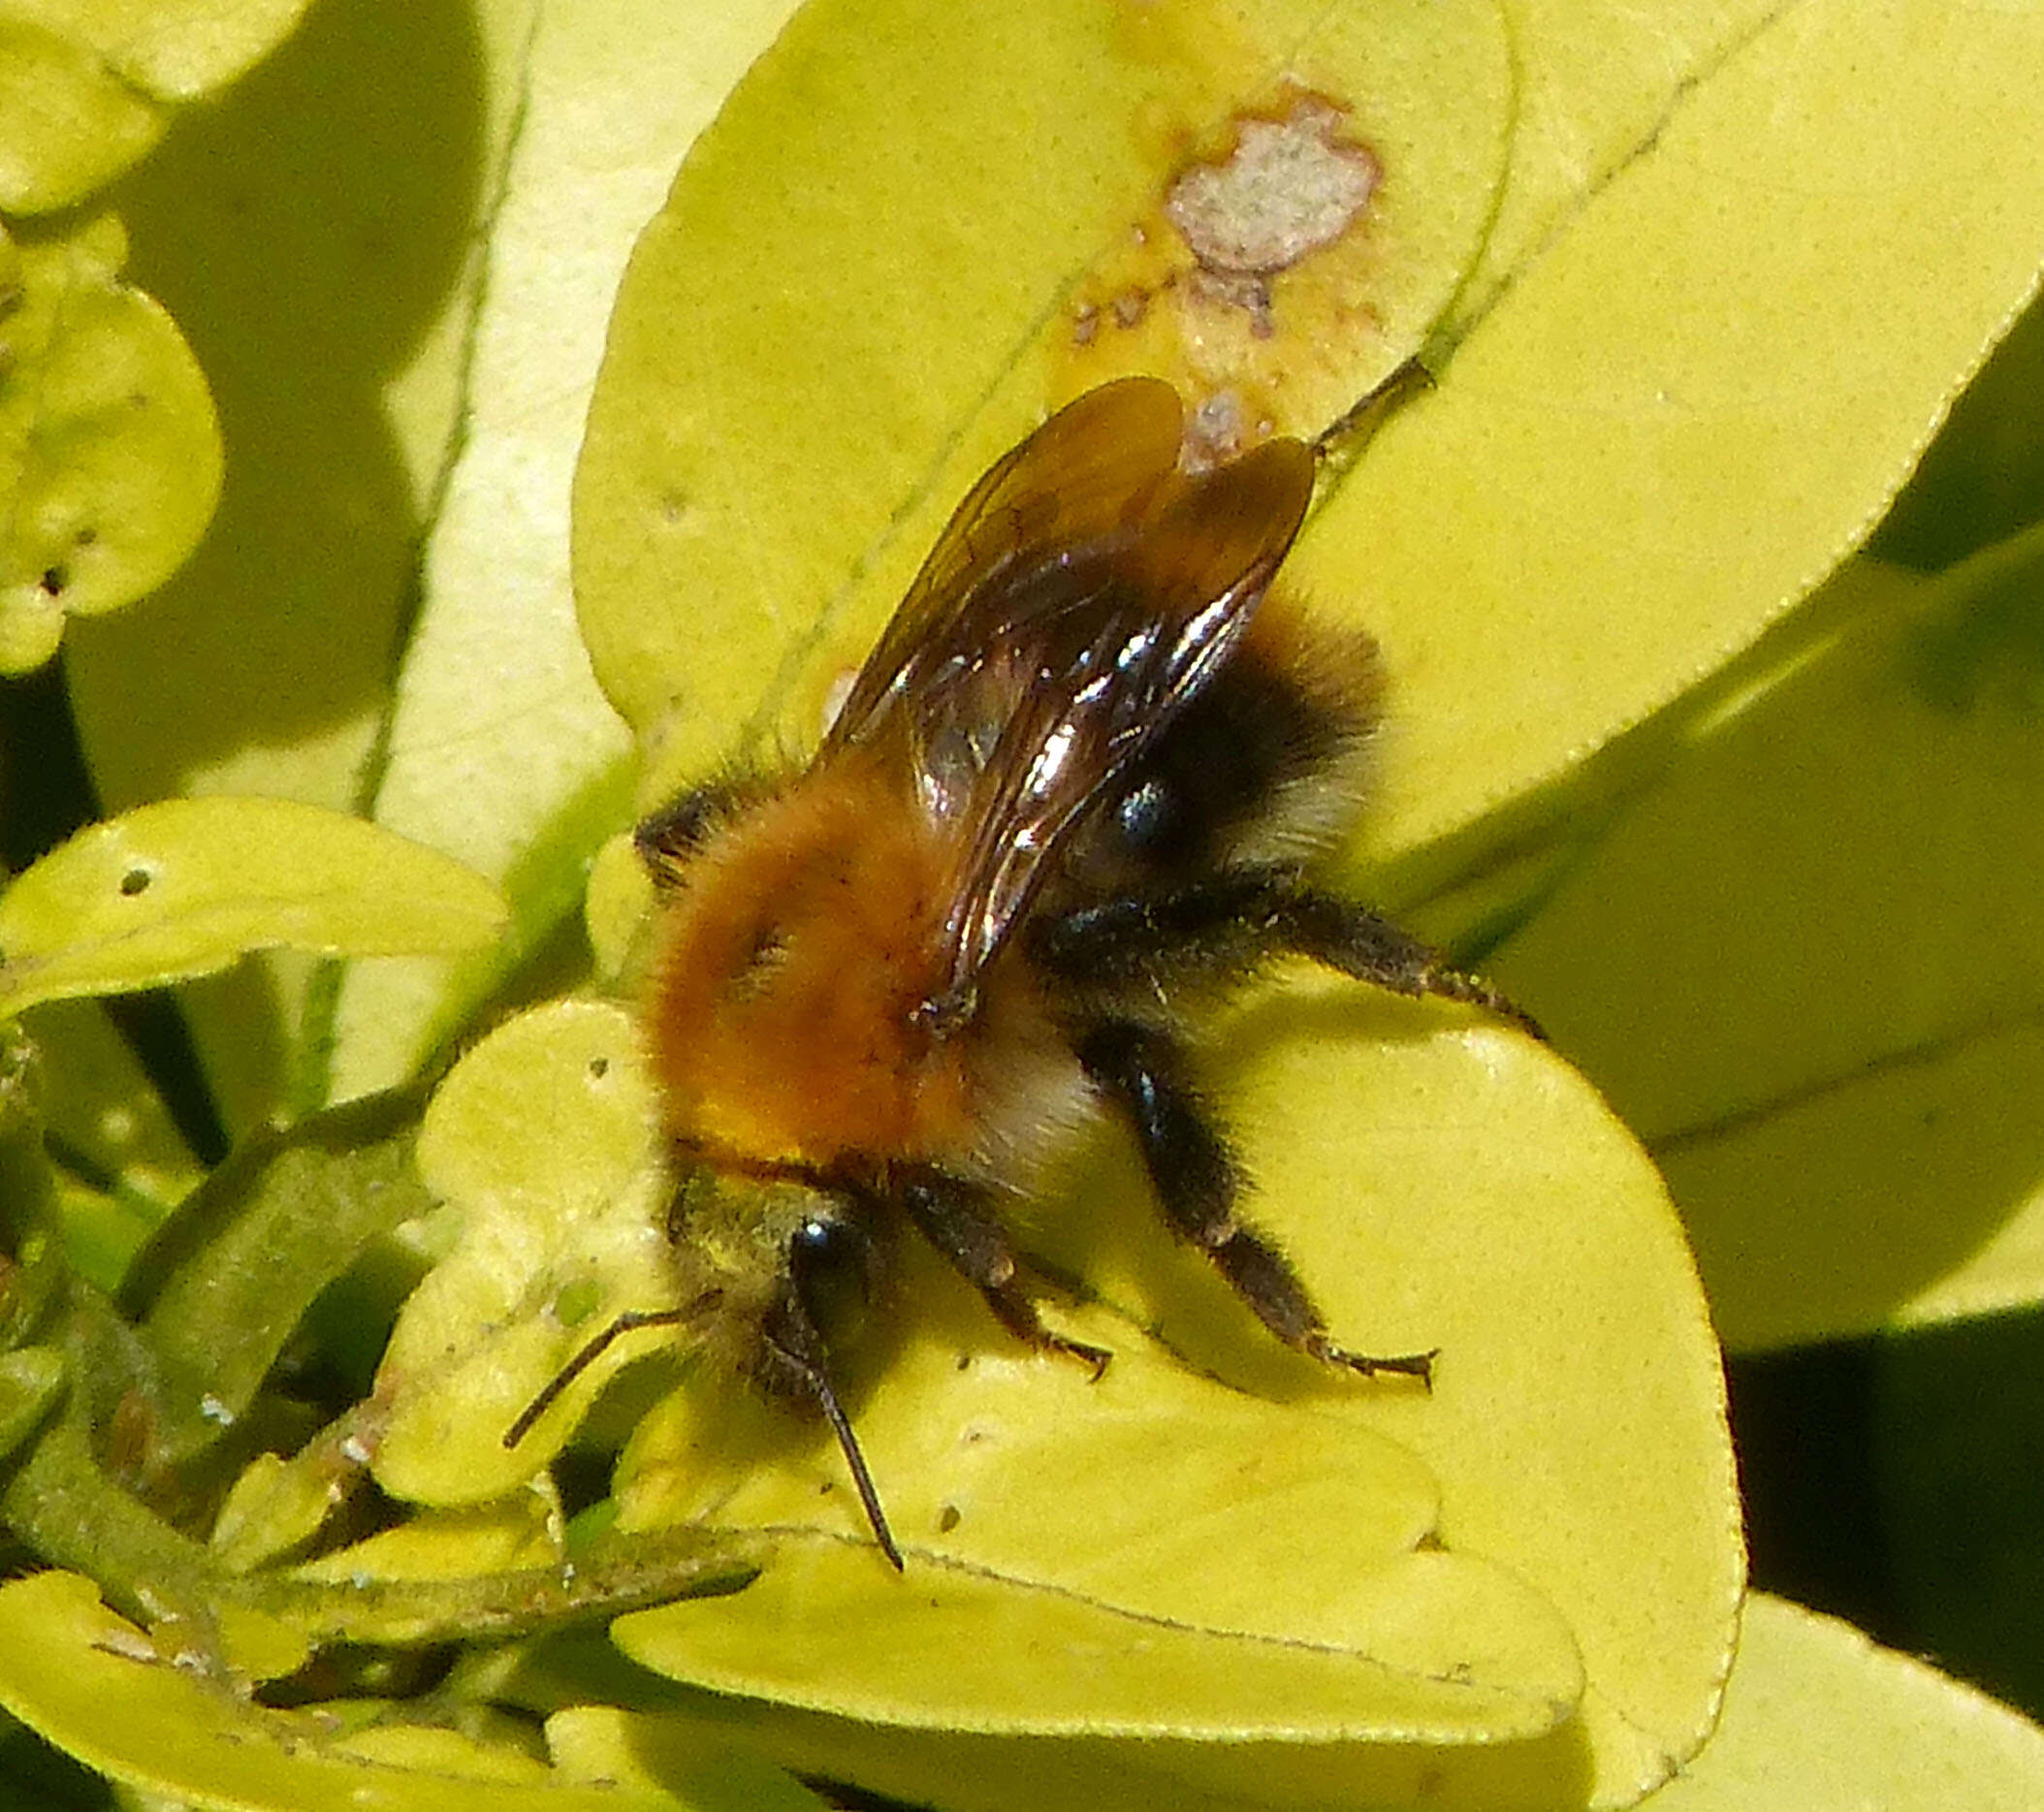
[1075,1018,1434,1385]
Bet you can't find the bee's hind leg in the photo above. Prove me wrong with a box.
[1267,892,1543,1040]
[895,1163,1112,1377]
[1075,1018,1434,1386]
[1034,872,1541,1039]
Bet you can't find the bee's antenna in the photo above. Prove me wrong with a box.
[762,1308,905,1571]
[502,1304,700,1449]
[800,1354,906,1573]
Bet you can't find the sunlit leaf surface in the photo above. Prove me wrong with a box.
[0,1571,703,1810]
[385,978,1734,1803]
[574,0,1511,774]
[1492,536,2044,1351]
[326,0,800,1105]
[575,0,2044,896]
[60,0,533,1131]
[0,213,219,673]
[0,0,315,212]
[0,797,506,1016]
[1641,1594,2044,1812]
[372,1000,670,1507]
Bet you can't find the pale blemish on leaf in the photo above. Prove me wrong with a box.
[1061,90,1394,461]
[1165,97,1379,278]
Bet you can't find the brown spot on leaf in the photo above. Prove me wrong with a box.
[1165,97,1378,277]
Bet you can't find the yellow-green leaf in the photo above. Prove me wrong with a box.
[0,212,220,674]
[394,978,1733,1802]
[0,1,316,213]
[0,797,507,1017]
[1491,536,2044,1351]
[612,1285,1581,1745]
[324,0,798,1107]
[957,975,1735,1802]
[293,1495,560,1586]
[1639,1594,2044,1812]
[1448,1,1779,324]
[25,996,203,1288]
[564,1584,2044,1812]
[545,1709,836,1812]
[573,0,1511,768]
[59,0,534,1129]
[372,999,669,1506]
[0,1570,699,1811]
[1309,0,2044,880]
[575,0,2044,893]
[620,1539,1576,1749]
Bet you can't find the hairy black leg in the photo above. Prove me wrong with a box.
[1035,870,1541,1037]
[1076,1019,1435,1385]
[894,1164,1111,1377]
[1268,894,1535,1033]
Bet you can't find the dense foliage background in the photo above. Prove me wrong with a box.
[3,1,2043,1806]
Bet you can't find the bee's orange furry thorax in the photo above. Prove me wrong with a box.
[644,760,977,1171]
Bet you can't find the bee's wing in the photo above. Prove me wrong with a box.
[825,379,1316,995]
[825,378,1189,748]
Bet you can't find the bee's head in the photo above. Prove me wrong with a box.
[664,1166,902,1563]
[664,1170,883,1371]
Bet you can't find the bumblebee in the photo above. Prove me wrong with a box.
[511,377,1529,1567]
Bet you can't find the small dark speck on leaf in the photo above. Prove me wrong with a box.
[38,568,65,597]
[118,868,151,897]
[588,1056,610,1080]
[938,1503,961,1533]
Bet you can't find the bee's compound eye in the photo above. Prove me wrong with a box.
[788,1213,875,1343]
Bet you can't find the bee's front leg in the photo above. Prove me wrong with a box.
[893,1163,1111,1377]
